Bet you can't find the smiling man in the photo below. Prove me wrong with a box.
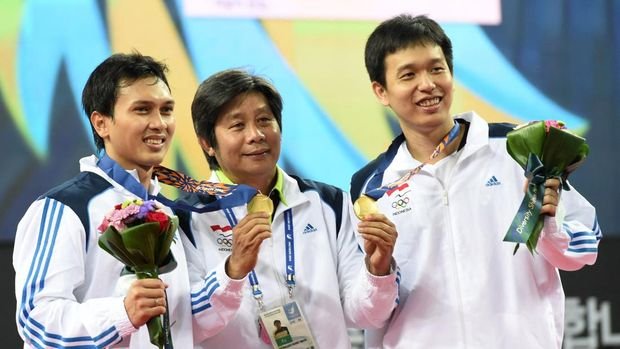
[180,69,400,348]
[14,52,220,348]
[350,14,601,349]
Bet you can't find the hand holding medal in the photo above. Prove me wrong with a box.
[225,193,273,280]
[354,195,397,276]
[355,121,463,276]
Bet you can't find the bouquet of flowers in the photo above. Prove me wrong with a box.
[503,120,589,253]
[97,199,178,348]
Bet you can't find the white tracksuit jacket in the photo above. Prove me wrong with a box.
[13,155,245,348]
[350,112,601,349]
[178,169,399,348]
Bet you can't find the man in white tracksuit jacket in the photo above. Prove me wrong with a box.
[180,68,400,348]
[14,53,244,348]
[351,14,601,349]
[180,168,398,348]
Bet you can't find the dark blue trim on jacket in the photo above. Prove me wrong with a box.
[173,192,222,247]
[292,176,344,238]
[489,122,516,138]
[350,133,405,202]
[41,172,112,251]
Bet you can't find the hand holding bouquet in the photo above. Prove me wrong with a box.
[97,199,178,348]
[503,120,589,253]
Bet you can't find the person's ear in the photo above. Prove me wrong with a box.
[90,111,110,139]
[371,81,390,107]
[198,137,216,157]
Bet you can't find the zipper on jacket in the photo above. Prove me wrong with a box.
[444,191,468,348]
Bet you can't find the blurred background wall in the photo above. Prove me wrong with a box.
[2,0,618,347]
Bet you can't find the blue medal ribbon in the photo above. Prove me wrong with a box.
[96,153,257,212]
[97,153,149,199]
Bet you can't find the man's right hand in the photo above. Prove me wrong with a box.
[225,212,272,279]
[124,278,167,328]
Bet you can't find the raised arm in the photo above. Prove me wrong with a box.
[537,179,601,271]
[338,192,399,329]
[183,211,271,342]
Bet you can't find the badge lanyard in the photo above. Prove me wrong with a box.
[364,121,461,200]
[225,208,295,310]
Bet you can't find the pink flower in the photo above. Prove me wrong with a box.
[97,220,109,233]
[544,120,566,133]
[97,199,172,234]
[107,210,127,231]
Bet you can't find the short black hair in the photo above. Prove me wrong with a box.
[365,14,453,87]
[81,52,170,151]
[191,69,283,169]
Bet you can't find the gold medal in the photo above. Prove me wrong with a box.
[353,194,378,219]
[248,193,274,215]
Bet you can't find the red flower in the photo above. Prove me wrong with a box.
[146,211,170,232]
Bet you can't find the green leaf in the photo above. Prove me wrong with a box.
[147,316,165,348]
[119,222,161,266]
[155,216,178,266]
[98,227,140,266]
[506,121,546,167]
[542,127,589,177]
[134,266,159,279]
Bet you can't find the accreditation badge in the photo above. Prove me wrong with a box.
[257,301,316,349]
